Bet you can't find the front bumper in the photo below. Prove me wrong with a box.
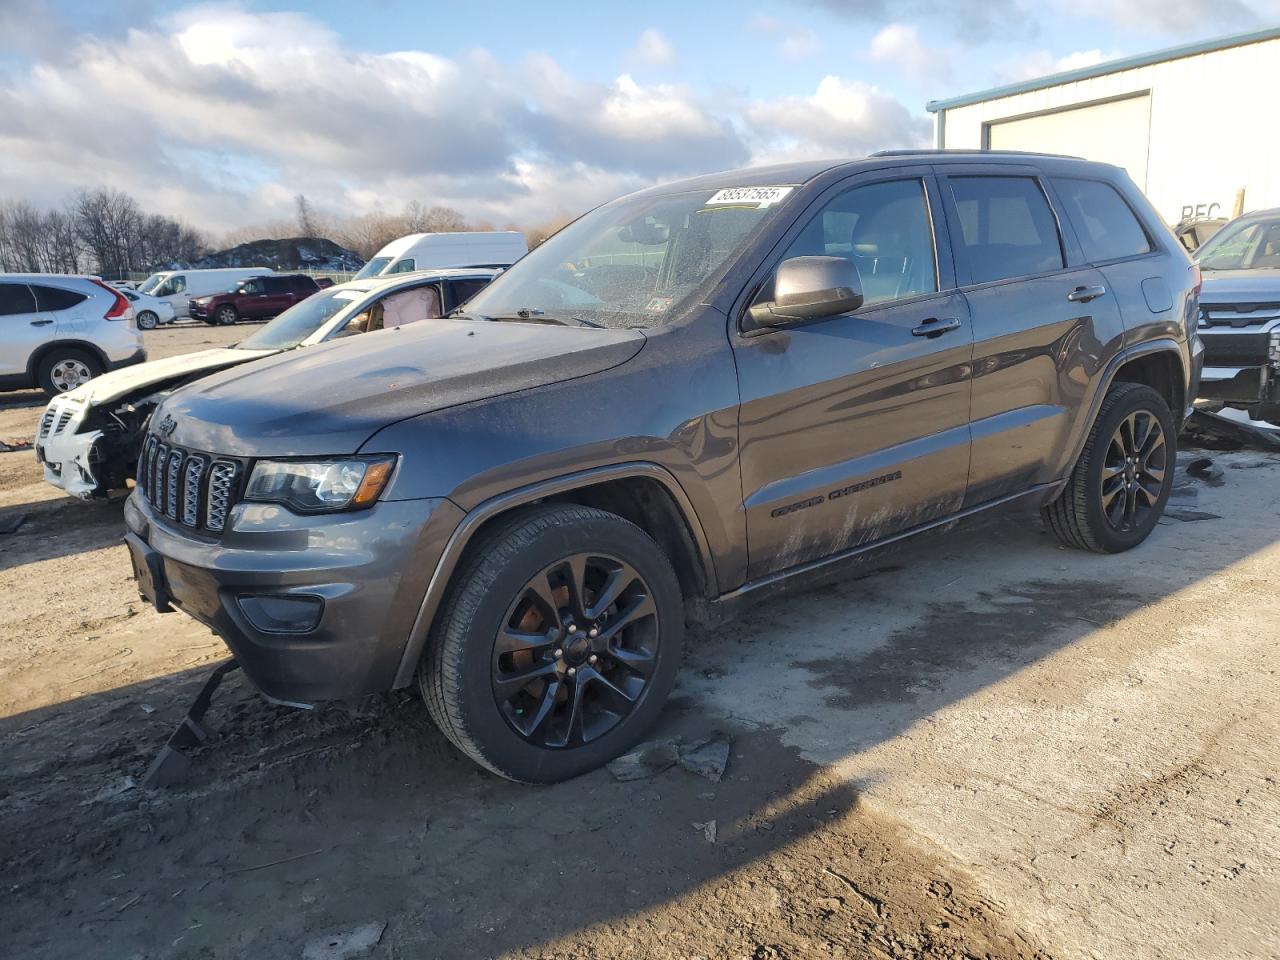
[123,491,461,705]
[35,398,100,498]
[189,300,213,321]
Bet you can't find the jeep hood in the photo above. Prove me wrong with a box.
[64,347,276,407]
[1199,269,1280,299]
[160,319,646,456]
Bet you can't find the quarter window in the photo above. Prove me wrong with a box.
[0,283,37,316]
[32,285,88,311]
[949,176,1065,284]
[1052,178,1152,263]
[774,178,938,307]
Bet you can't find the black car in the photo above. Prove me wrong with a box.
[125,152,1202,782]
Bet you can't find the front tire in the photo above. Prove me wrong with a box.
[1042,382,1176,553]
[38,348,102,395]
[136,310,158,330]
[419,504,684,783]
[215,304,238,326]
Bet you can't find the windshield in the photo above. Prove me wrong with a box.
[353,256,392,281]
[1197,214,1280,271]
[460,186,795,328]
[235,288,364,351]
[137,274,165,294]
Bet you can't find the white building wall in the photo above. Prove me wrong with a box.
[939,36,1280,225]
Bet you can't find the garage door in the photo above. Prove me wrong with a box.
[985,94,1151,189]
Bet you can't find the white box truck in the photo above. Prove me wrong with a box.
[353,232,527,280]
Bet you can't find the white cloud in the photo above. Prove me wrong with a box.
[628,27,677,67]
[747,76,932,163]
[1056,0,1277,31]
[868,23,949,78]
[0,5,929,233]
[747,14,822,59]
[996,47,1118,83]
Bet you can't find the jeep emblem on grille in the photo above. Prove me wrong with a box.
[155,414,177,437]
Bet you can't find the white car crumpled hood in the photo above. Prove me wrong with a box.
[67,347,277,407]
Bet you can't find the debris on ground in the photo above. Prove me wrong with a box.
[0,437,33,452]
[1189,408,1280,451]
[1186,457,1225,481]
[302,921,387,960]
[86,776,137,805]
[607,733,732,783]
[692,819,718,844]
[1165,509,1223,522]
[0,512,26,535]
[678,734,732,783]
[606,739,679,781]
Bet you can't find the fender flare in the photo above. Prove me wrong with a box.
[392,461,717,688]
[1067,338,1188,468]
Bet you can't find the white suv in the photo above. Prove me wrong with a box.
[0,274,145,395]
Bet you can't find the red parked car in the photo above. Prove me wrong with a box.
[189,274,322,325]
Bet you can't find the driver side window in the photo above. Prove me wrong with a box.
[766,178,937,308]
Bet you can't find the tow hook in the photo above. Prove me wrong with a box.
[141,659,240,789]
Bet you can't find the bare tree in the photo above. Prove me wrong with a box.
[420,205,467,233]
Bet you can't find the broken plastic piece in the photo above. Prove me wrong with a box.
[141,659,240,789]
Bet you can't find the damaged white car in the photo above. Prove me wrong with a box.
[35,268,497,498]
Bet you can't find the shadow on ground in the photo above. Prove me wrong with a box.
[0,450,1272,958]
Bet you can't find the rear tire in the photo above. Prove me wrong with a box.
[37,348,102,396]
[136,310,158,330]
[215,304,238,326]
[419,503,684,783]
[1042,382,1175,553]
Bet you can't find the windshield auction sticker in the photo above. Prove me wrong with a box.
[705,186,794,208]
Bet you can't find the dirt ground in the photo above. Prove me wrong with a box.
[1,323,1276,959]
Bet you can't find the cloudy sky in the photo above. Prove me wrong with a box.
[1,0,1277,234]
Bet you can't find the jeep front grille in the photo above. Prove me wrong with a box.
[137,434,242,533]
[1200,301,1280,329]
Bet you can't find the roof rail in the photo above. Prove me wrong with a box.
[869,148,1085,160]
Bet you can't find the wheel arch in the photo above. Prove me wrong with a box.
[392,462,718,688]
[1066,339,1187,471]
[27,339,110,380]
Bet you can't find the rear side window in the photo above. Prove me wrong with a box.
[32,285,88,312]
[949,176,1065,284]
[293,276,318,291]
[1052,178,1152,263]
[0,283,37,316]
[263,277,288,294]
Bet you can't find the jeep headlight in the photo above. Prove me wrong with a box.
[244,455,396,513]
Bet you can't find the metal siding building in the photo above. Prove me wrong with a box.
[927,28,1280,226]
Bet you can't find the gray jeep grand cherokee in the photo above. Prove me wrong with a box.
[125,152,1202,782]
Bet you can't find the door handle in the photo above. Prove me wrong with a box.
[1067,285,1107,303]
[29,319,53,326]
[911,317,963,338]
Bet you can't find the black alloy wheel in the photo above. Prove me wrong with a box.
[493,553,658,749]
[1099,410,1166,532]
[419,503,684,783]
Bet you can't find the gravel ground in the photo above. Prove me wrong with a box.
[0,325,1276,959]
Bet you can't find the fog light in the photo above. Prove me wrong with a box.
[237,594,323,634]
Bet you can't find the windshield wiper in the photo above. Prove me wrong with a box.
[481,310,605,329]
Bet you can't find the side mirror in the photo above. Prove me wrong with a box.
[748,256,864,328]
